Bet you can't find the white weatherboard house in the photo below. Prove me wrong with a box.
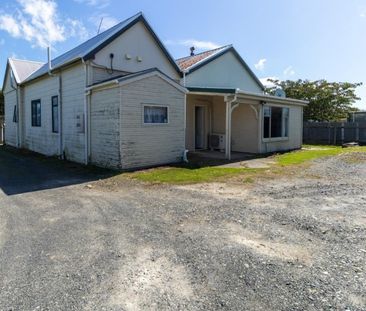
[2,12,308,170]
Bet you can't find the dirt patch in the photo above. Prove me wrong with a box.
[225,223,313,265]
[108,247,194,310]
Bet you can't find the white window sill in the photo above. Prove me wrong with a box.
[262,137,289,143]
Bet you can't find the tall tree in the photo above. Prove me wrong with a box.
[266,79,361,121]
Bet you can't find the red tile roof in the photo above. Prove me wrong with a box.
[176,45,231,71]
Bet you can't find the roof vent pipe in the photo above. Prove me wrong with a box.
[47,46,52,75]
[190,46,195,56]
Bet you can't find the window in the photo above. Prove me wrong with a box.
[51,96,59,133]
[12,105,18,123]
[263,106,289,139]
[143,105,168,124]
[31,99,41,127]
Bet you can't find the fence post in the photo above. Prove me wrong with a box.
[356,122,359,142]
[328,123,331,144]
[341,122,344,144]
[333,123,337,145]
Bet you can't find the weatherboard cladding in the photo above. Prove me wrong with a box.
[119,75,185,169]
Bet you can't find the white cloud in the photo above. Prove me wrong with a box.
[260,77,279,88]
[0,0,89,49]
[360,11,366,18]
[74,0,110,9]
[283,66,295,77]
[165,39,221,50]
[90,14,118,33]
[0,15,21,37]
[254,58,267,71]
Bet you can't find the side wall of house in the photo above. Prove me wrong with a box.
[23,75,59,156]
[120,75,185,169]
[20,63,86,162]
[90,86,121,169]
[61,64,86,163]
[231,102,260,154]
[184,51,263,94]
[91,21,180,84]
[260,104,303,153]
[3,68,18,147]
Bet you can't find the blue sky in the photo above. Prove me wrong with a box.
[1,0,365,109]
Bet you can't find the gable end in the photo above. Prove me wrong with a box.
[83,15,182,77]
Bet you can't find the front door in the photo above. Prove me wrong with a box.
[195,106,205,149]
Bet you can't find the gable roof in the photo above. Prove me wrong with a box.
[24,12,181,83]
[2,58,44,91]
[176,45,264,91]
[176,45,232,71]
[87,67,187,94]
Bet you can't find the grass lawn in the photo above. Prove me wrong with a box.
[131,167,261,184]
[126,145,366,184]
[276,145,366,166]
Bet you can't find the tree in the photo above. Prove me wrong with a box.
[266,79,362,121]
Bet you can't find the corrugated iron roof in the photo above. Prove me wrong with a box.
[8,59,44,84]
[176,45,231,72]
[22,12,181,83]
[24,12,143,83]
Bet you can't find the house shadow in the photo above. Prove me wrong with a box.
[0,146,113,196]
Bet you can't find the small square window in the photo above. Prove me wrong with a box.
[143,105,168,124]
[263,106,289,139]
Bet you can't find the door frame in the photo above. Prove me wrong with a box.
[194,105,206,150]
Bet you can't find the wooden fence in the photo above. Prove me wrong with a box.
[303,122,366,145]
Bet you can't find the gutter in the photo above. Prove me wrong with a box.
[82,59,89,165]
[9,69,21,148]
[236,90,308,106]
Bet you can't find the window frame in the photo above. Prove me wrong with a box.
[142,104,169,125]
[51,95,59,133]
[262,105,289,142]
[31,99,41,127]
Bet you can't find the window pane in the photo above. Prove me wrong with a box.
[264,106,271,117]
[31,100,41,127]
[144,106,168,124]
[263,116,270,138]
[37,103,41,126]
[263,106,271,138]
[283,108,289,137]
[271,107,282,138]
[52,97,59,133]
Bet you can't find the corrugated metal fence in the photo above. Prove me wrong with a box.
[303,122,366,145]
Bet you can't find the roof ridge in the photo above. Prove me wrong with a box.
[49,12,143,64]
[9,58,44,64]
[80,12,143,49]
[176,44,232,61]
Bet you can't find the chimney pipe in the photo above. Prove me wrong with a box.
[47,46,52,75]
[190,46,195,56]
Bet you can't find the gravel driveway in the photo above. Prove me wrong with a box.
[0,147,365,310]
